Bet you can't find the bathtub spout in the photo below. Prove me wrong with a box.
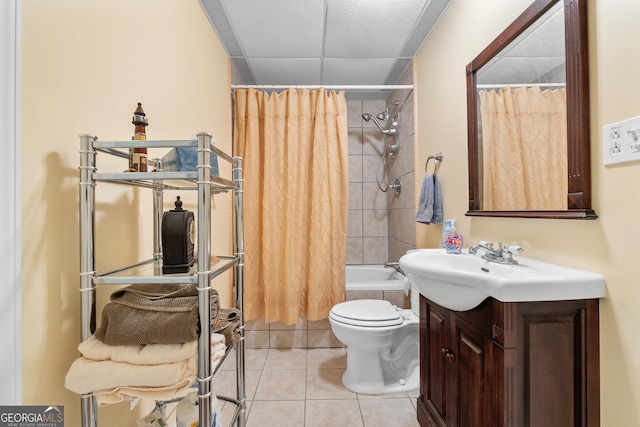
[385,261,405,276]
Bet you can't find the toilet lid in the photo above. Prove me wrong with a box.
[330,299,403,327]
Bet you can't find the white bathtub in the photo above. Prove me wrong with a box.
[345,264,406,292]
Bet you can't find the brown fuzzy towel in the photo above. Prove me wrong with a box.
[94,284,219,346]
[214,307,241,346]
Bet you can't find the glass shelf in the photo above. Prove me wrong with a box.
[94,256,238,285]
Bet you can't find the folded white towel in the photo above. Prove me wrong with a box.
[64,355,198,395]
[78,335,198,365]
[95,379,195,407]
[93,341,226,407]
[65,333,228,405]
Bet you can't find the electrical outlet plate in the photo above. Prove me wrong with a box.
[603,116,640,166]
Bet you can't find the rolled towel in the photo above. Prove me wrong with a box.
[214,308,241,346]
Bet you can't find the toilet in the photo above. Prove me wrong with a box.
[329,284,420,394]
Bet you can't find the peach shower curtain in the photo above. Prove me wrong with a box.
[233,88,349,325]
[479,86,568,210]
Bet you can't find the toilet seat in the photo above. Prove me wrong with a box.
[330,299,403,327]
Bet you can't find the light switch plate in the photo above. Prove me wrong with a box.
[603,116,640,166]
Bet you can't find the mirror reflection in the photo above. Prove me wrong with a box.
[476,2,566,210]
[466,0,596,219]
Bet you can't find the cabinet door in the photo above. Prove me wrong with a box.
[511,300,598,427]
[452,317,491,427]
[419,296,450,426]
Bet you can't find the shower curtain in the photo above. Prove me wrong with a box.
[479,86,568,210]
[233,88,349,325]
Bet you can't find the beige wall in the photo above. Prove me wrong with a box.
[415,0,640,425]
[21,1,232,425]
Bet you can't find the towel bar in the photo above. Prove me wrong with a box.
[425,152,444,175]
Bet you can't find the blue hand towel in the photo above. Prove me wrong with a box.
[416,174,443,224]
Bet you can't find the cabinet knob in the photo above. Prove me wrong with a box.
[441,348,455,362]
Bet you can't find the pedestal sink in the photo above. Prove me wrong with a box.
[399,248,605,311]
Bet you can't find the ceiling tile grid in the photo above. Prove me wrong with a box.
[199,0,452,95]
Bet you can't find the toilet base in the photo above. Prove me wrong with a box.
[340,344,420,394]
[341,360,419,394]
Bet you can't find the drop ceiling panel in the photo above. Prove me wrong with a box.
[507,5,565,59]
[478,57,565,85]
[221,0,325,57]
[477,2,566,85]
[324,0,428,58]
[249,58,322,85]
[198,0,452,94]
[322,58,396,85]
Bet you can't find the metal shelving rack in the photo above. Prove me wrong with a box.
[78,132,246,427]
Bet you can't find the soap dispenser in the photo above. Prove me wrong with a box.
[440,219,454,249]
[444,220,463,254]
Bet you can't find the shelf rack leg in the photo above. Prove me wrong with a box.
[152,179,163,275]
[233,157,246,427]
[196,132,213,427]
[79,134,98,427]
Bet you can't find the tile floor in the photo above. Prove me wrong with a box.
[213,347,420,427]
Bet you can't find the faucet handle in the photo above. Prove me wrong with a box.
[479,240,494,249]
[504,245,523,254]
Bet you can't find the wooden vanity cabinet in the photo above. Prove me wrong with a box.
[417,295,600,427]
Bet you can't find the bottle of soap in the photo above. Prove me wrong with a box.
[444,220,463,254]
[440,219,454,249]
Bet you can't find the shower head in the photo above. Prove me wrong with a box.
[362,111,397,136]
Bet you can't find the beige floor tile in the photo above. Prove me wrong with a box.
[305,399,364,427]
[219,399,249,426]
[245,330,270,349]
[263,348,308,370]
[220,348,269,371]
[307,318,331,330]
[306,368,357,400]
[357,397,419,427]
[213,369,261,401]
[307,329,344,348]
[254,369,307,400]
[270,318,308,330]
[245,400,305,427]
[357,391,413,399]
[245,318,268,331]
[269,330,308,348]
[306,348,347,370]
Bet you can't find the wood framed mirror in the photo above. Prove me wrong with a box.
[466,0,596,219]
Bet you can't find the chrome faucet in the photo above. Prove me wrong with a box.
[385,261,405,276]
[468,241,523,264]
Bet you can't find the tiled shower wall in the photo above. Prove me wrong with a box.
[386,65,417,262]
[346,66,417,265]
[346,99,390,264]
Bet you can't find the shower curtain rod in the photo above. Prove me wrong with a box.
[477,82,566,89]
[231,84,414,91]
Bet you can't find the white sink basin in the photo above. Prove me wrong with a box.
[399,249,605,311]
